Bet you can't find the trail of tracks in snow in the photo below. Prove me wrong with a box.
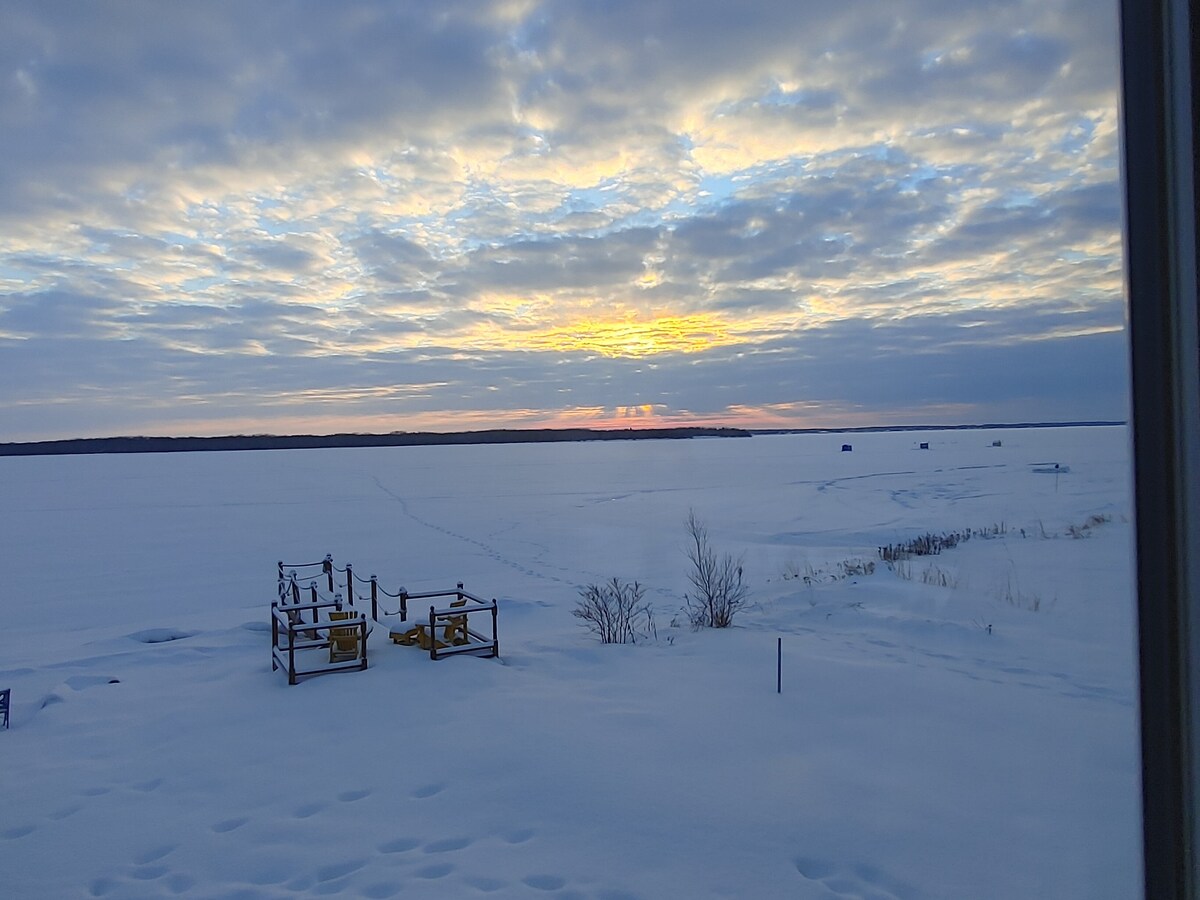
[368,476,686,608]
[368,476,587,591]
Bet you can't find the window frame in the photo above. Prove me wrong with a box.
[1120,0,1200,896]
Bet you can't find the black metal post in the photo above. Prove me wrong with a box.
[777,637,782,694]
[370,575,378,622]
[346,564,354,607]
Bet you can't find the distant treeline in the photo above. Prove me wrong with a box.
[752,421,1124,435]
[0,427,753,457]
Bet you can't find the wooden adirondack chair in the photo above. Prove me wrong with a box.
[328,610,362,663]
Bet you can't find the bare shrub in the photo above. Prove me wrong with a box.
[1066,513,1113,538]
[683,510,748,629]
[573,578,654,644]
[1000,575,1045,611]
[920,564,960,588]
[788,557,875,585]
[840,558,876,578]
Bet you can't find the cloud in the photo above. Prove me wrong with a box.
[0,1,1126,440]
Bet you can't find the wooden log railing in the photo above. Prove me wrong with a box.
[274,557,498,676]
[270,599,368,685]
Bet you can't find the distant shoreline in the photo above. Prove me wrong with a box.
[0,421,1125,457]
[751,420,1124,436]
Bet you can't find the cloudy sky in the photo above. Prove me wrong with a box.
[1,1,1126,441]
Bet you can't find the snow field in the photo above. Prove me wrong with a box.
[0,427,1140,898]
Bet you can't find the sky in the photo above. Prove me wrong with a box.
[0,0,1128,442]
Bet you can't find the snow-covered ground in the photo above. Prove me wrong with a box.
[0,426,1141,899]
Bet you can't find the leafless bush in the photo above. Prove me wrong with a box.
[784,557,875,585]
[1066,513,1112,538]
[683,509,748,629]
[1000,576,1044,611]
[920,564,960,588]
[573,578,655,644]
[840,558,876,577]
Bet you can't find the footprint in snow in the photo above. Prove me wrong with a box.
[794,856,918,900]
[377,837,420,854]
[133,844,176,864]
[165,872,195,894]
[129,864,168,880]
[422,836,472,853]
[361,882,404,899]
[465,876,507,892]
[410,782,445,799]
[414,862,455,879]
[315,857,369,882]
[523,874,566,891]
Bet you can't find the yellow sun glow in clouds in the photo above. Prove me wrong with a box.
[519,313,740,357]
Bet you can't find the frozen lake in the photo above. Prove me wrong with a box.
[0,426,1141,898]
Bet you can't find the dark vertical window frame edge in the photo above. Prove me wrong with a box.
[1121,0,1200,896]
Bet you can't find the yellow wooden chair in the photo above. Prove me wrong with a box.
[328,610,362,662]
[389,599,468,649]
[443,598,469,646]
